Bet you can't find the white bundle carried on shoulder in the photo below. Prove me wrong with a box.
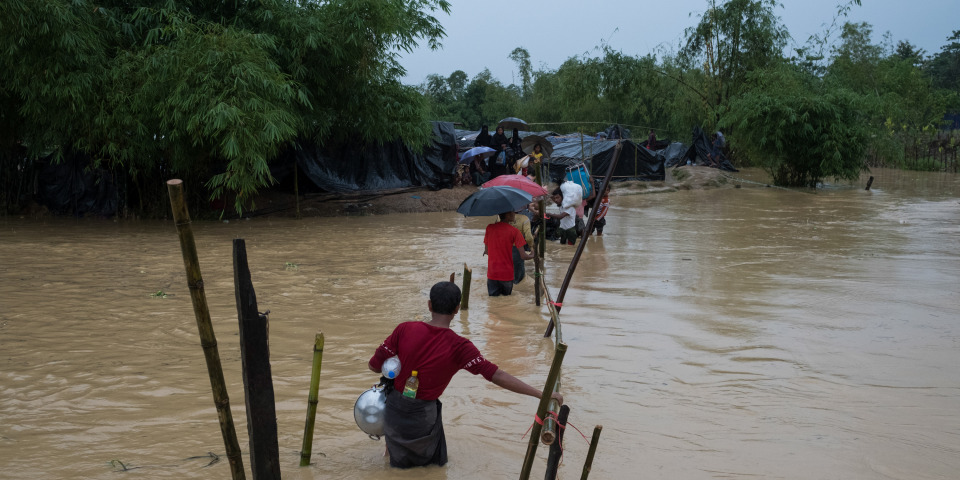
[560,180,583,209]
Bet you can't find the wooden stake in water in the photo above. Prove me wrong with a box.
[300,332,325,466]
[544,404,571,480]
[461,263,472,310]
[580,425,603,480]
[166,179,246,480]
[234,239,280,479]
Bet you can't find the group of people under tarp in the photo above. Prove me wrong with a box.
[527,173,611,248]
[460,125,546,186]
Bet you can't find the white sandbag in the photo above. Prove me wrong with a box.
[560,181,583,209]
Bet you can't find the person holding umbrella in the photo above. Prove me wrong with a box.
[484,211,534,296]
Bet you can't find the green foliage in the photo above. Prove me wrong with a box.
[1,0,452,214]
[680,0,789,123]
[927,30,960,92]
[723,64,872,187]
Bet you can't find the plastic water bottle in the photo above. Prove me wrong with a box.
[402,370,420,398]
[381,356,401,380]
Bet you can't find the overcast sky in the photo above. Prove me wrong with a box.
[399,0,958,86]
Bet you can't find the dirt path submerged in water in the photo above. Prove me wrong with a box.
[252,165,737,218]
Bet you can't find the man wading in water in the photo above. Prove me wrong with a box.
[368,281,563,468]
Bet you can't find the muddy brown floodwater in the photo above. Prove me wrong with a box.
[1,168,958,479]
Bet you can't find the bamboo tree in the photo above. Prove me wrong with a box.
[166,179,246,480]
[300,332,325,466]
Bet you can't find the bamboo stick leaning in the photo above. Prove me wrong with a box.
[166,179,246,480]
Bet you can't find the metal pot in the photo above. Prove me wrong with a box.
[354,385,386,438]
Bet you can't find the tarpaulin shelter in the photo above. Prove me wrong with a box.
[545,138,664,185]
[660,142,695,168]
[689,126,738,172]
[275,121,459,193]
[33,152,119,217]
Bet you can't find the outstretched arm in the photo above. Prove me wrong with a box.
[491,369,563,404]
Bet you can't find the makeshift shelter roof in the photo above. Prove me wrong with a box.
[545,139,664,184]
[455,129,559,151]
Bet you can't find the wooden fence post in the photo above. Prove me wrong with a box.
[233,239,281,479]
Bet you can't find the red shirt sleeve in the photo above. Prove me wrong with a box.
[456,338,499,381]
[369,327,400,372]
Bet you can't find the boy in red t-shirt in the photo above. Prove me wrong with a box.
[483,211,533,296]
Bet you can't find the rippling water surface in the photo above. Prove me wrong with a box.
[1,168,958,479]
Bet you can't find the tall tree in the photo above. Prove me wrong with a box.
[509,47,533,98]
[679,0,788,124]
[928,30,960,93]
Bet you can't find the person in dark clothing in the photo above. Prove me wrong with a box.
[368,282,562,468]
[509,128,523,173]
[647,129,656,150]
[489,126,509,178]
[474,125,491,148]
[470,156,490,186]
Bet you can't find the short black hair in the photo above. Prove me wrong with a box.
[551,187,562,196]
[430,281,461,315]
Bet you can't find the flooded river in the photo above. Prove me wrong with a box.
[1,168,958,479]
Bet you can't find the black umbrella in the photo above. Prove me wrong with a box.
[497,117,529,131]
[521,135,553,156]
[456,186,533,217]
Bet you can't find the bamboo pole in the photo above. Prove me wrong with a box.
[544,143,623,338]
[461,264,472,309]
[519,342,567,480]
[539,275,561,343]
[166,179,246,480]
[299,332,325,466]
[579,426,603,480]
[540,381,562,445]
[544,404,571,479]
[532,241,542,307]
[534,165,548,308]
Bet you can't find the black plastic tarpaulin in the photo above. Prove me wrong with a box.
[34,152,119,217]
[690,126,738,172]
[545,139,664,184]
[278,121,459,193]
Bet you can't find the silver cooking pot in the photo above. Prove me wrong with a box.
[354,385,386,439]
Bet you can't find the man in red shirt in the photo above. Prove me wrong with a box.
[483,211,534,296]
[368,281,562,468]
